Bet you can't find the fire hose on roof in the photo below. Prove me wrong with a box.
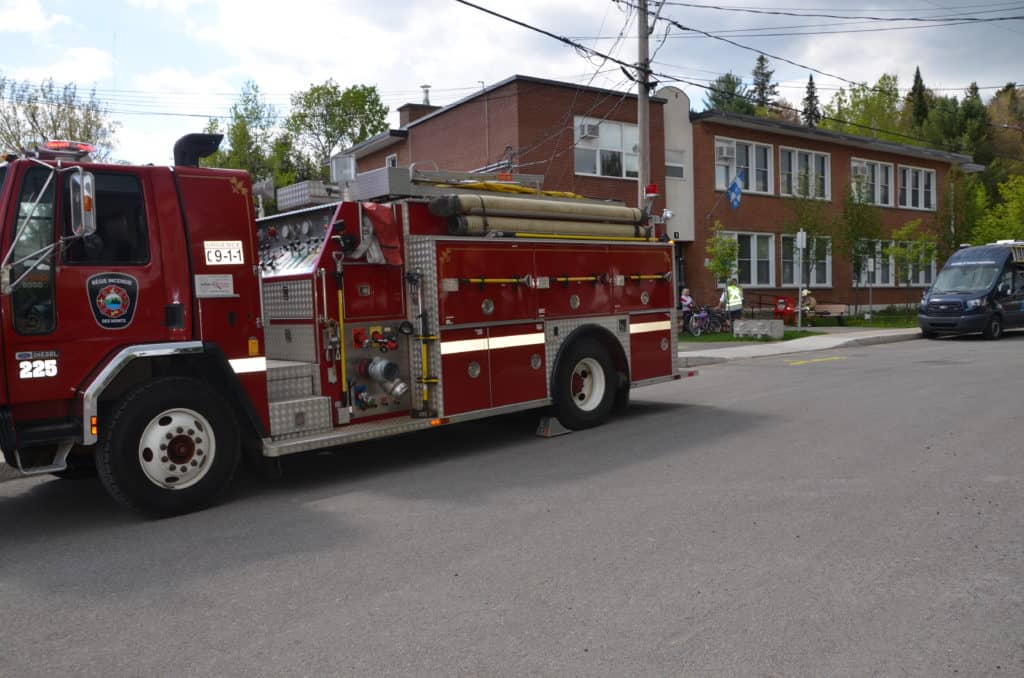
[429,194,651,238]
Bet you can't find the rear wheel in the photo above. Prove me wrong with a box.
[983,314,1003,340]
[96,377,241,517]
[688,314,703,337]
[552,338,616,430]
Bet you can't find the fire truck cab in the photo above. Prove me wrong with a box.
[0,134,690,516]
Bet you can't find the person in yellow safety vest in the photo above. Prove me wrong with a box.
[718,277,744,327]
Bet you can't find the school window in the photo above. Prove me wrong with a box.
[723,232,774,287]
[64,173,150,266]
[779,147,830,199]
[896,241,937,286]
[714,138,772,194]
[851,158,893,206]
[385,154,398,168]
[781,235,832,287]
[574,117,638,180]
[665,149,685,179]
[898,165,936,210]
[854,240,895,287]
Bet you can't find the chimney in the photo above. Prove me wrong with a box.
[421,84,431,105]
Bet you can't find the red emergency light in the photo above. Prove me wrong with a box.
[35,140,95,159]
[645,183,659,198]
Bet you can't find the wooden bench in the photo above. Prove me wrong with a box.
[811,303,849,326]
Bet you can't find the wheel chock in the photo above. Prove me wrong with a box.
[536,416,572,438]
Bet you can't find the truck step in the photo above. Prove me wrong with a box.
[269,396,333,439]
[267,359,318,401]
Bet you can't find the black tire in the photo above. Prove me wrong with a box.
[709,315,723,334]
[96,377,241,517]
[552,337,616,430]
[983,314,1003,340]
[688,314,703,337]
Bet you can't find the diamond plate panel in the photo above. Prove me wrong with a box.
[267,359,313,381]
[263,280,314,319]
[269,396,332,438]
[406,228,444,415]
[266,324,317,362]
[543,315,630,388]
[268,376,313,401]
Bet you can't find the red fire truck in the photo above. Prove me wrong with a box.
[0,134,693,516]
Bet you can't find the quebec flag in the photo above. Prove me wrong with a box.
[727,169,746,209]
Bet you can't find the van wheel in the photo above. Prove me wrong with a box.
[553,338,615,430]
[96,377,240,517]
[983,315,1003,340]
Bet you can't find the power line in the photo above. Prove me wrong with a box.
[656,1,1024,21]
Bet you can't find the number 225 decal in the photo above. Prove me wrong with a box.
[19,359,58,379]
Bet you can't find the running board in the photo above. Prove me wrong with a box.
[1,441,73,478]
[262,417,439,457]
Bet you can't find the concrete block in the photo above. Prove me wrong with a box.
[733,318,784,340]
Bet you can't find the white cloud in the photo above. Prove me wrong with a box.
[0,0,68,33]
[9,47,113,85]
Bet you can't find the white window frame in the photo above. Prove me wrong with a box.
[851,158,894,207]
[714,137,773,195]
[779,147,831,200]
[854,240,897,288]
[385,153,398,168]
[897,165,937,211]
[665,149,685,180]
[781,235,832,288]
[573,116,638,181]
[722,231,775,288]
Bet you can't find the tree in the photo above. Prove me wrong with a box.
[750,55,778,108]
[704,220,739,286]
[802,75,822,127]
[0,77,119,161]
[833,184,883,307]
[959,83,993,163]
[821,74,910,144]
[981,83,1024,202]
[703,72,755,115]
[201,80,276,181]
[909,66,930,129]
[285,81,388,178]
[919,95,961,151]
[884,219,938,314]
[936,166,987,258]
[971,175,1024,244]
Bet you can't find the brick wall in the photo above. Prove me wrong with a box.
[686,120,951,311]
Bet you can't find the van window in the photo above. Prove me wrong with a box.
[932,262,1000,295]
[64,173,149,266]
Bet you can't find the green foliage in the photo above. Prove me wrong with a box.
[750,55,778,108]
[885,219,937,291]
[0,76,119,161]
[833,185,883,282]
[909,66,930,129]
[703,72,755,115]
[704,220,739,283]
[285,80,388,178]
[200,80,276,180]
[935,166,987,257]
[802,75,822,127]
[782,174,832,284]
[821,74,911,144]
[971,175,1024,243]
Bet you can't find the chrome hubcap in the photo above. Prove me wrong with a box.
[138,408,215,490]
[570,357,606,412]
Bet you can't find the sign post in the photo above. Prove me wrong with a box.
[866,256,875,325]
[795,229,807,330]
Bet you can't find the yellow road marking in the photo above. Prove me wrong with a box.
[786,356,848,366]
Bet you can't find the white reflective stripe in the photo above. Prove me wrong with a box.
[229,357,267,374]
[630,321,672,334]
[440,338,489,355]
[488,332,545,350]
[440,332,546,355]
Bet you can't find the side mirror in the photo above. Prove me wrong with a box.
[68,171,96,237]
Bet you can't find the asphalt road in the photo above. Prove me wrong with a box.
[2,334,1022,677]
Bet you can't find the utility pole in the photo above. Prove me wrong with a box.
[637,0,651,207]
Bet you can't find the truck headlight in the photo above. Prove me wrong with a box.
[966,297,985,310]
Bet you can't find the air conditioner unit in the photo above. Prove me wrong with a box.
[851,164,869,179]
[578,123,600,140]
[715,144,735,161]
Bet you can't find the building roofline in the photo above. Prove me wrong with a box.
[340,129,408,159]
[693,110,973,165]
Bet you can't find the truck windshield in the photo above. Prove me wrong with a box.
[932,263,1001,294]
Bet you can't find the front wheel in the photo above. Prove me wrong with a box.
[983,314,1003,340]
[552,338,616,430]
[688,314,703,337]
[96,377,241,517]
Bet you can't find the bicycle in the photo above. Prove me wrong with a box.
[688,305,724,336]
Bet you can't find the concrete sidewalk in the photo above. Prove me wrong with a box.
[678,326,921,367]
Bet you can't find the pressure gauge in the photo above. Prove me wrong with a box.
[301,221,311,236]
[280,224,291,239]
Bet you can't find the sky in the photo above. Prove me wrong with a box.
[0,0,1020,165]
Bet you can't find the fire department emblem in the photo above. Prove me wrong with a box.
[86,273,139,329]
